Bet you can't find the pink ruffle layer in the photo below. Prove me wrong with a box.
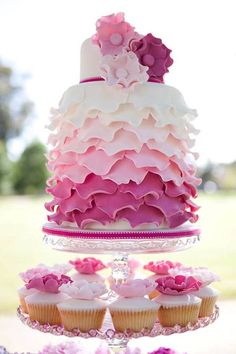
[45,173,199,228]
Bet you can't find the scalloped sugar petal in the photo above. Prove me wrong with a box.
[126,145,170,170]
[165,181,197,198]
[167,210,198,228]
[60,190,93,213]
[73,208,111,228]
[48,207,74,225]
[144,194,185,217]
[119,172,164,199]
[103,158,148,184]
[94,191,142,218]
[46,178,74,198]
[75,174,117,199]
[54,164,90,184]
[77,118,123,142]
[117,204,164,227]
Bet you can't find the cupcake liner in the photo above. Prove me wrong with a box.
[27,303,61,325]
[109,309,158,332]
[199,296,217,317]
[158,304,200,327]
[148,289,160,300]
[58,308,106,332]
[19,296,28,314]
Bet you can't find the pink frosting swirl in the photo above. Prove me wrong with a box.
[155,275,202,295]
[100,51,148,88]
[26,274,72,294]
[69,257,106,274]
[169,266,220,287]
[130,33,173,83]
[59,280,107,300]
[111,279,156,298]
[144,260,182,275]
[93,12,138,55]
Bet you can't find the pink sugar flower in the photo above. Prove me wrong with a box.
[144,260,182,275]
[26,274,72,294]
[130,33,173,83]
[59,280,107,300]
[111,278,156,298]
[70,257,106,274]
[19,264,51,283]
[100,51,148,88]
[93,12,138,55]
[169,266,220,287]
[155,275,202,295]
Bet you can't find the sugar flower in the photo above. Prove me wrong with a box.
[70,257,106,274]
[59,280,107,300]
[144,260,182,275]
[111,278,156,297]
[131,33,173,83]
[155,275,202,295]
[100,51,148,88]
[169,266,220,287]
[93,12,137,55]
[19,264,51,283]
[26,274,72,294]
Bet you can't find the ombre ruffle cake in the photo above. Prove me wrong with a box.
[45,13,200,231]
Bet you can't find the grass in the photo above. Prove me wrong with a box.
[0,192,236,313]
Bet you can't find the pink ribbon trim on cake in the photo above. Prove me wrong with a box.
[42,225,200,239]
[79,76,162,84]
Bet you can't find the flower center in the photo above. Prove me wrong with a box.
[142,54,155,67]
[115,68,128,79]
[110,33,123,46]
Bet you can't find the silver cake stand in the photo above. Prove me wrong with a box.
[18,223,219,351]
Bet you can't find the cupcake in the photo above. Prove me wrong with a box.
[25,274,71,325]
[19,263,72,313]
[70,257,106,283]
[18,264,51,313]
[192,286,219,317]
[143,260,182,299]
[109,279,160,332]
[58,280,107,332]
[155,275,202,327]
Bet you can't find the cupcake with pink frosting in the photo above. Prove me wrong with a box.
[109,279,160,332]
[169,266,220,317]
[144,260,182,299]
[154,275,202,327]
[58,280,107,332]
[25,274,71,325]
[18,263,72,313]
[70,257,106,283]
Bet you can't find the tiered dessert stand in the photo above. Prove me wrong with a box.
[18,223,219,352]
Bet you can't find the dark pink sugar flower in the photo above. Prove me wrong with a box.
[143,260,182,275]
[69,257,106,274]
[26,274,72,294]
[155,275,202,295]
[149,348,179,354]
[93,12,138,55]
[130,33,173,83]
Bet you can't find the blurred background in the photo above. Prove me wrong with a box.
[0,0,235,353]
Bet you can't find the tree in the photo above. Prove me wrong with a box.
[13,142,48,194]
[0,141,12,194]
[0,61,33,143]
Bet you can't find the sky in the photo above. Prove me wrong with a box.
[0,0,236,165]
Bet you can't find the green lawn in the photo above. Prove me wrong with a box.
[0,193,235,313]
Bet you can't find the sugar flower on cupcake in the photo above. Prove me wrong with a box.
[19,263,72,283]
[144,260,182,275]
[59,280,107,299]
[70,257,106,283]
[111,278,156,297]
[155,275,202,295]
[26,273,72,293]
[169,266,220,287]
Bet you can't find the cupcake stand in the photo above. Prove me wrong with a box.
[17,224,219,352]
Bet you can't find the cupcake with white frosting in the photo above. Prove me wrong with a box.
[70,257,106,283]
[58,280,107,332]
[169,266,220,317]
[109,279,159,332]
[155,275,202,327]
[25,274,71,325]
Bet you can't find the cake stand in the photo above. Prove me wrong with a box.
[18,223,219,352]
